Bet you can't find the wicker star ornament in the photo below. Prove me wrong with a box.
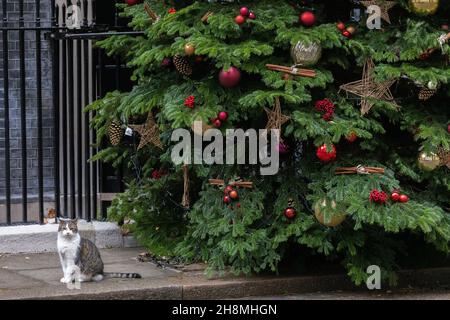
[265,97,290,131]
[129,112,163,150]
[361,0,396,24]
[339,58,399,115]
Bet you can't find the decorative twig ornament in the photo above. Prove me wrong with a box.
[265,64,316,78]
[361,0,396,24]
[265,97,290,131]
[339,58,399,115]
[144,3,160,22]
[208,179,253,189]
[181,164,190,209]
[129,112,163,150]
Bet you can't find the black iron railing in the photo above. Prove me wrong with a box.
[1,0,134,225]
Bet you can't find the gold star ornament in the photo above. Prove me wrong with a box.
[361,0,397,24]
[339,58,399,115]
[264,97,290,131]
[129,112,163,150]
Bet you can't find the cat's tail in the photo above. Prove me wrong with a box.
[103,272,142,279]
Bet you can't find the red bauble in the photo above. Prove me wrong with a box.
[223,196,232,204]
[300,11,316,27]
[284,208,296,219]
[240,7,250,17]
[168,8,177,14]
[218,111,228,121]
[399,194,409,203]
[276,141,289,154]
[235,15,246,25]
[219,66,241,88]
[126,0,139,5]
[248,12,256,20]
[346,132,358,143]
[447,123,450,133]
[390,191,400,202]
[342,30,351,38]
[224,185,234,194]
[316,144,337,162]
[442,24,449,31]
[336,21,345,31]
[229,190,239,199]
[213,119,222,128]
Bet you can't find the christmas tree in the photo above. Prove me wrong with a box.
[88,0,450,285]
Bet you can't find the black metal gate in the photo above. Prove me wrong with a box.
[1,0,134,225]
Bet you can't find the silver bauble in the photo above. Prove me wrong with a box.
[290,41,322,66]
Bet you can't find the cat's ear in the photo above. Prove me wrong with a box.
[72,218,78,224]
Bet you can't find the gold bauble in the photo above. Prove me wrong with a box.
[409,0,440,15]
[314,199,346,227]
[290,41,322,66]
[184,43,196,56]
[418,152,441,171]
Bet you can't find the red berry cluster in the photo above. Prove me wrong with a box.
[184,95,195,109]
[150,168,167,180]
[369,189,388,204]
[168,8,176,14]
[336,21,355,38]
[315,99,335,121]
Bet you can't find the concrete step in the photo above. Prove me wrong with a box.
[0,220,135,254]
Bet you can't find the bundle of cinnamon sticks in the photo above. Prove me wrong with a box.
[209,179,253,189]
[335,165,385,175]
[266,64,316,78]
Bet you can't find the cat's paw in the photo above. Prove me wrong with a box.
[60,277,71,284]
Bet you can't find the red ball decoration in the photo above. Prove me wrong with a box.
[223,196,232,204]
[447,123,450,133]
[300,11,316,27]
[219,66,241,88]
[229,190,239,200]
[126,0,139,5]
[316,144,337,162]
[284,208,296,219]
[224,185,234,194]
[213,119,222,128]
[342,30,351,38]
[248,12,256,20]
[240,7,250,17]
[399,194,409,203]
[218,111,228,122]
[235,15,246,25]
[168,8,177,14]
[390,191,400,202]
[442,24,449,31]
[276,141,289,154]
[336,21,345,31]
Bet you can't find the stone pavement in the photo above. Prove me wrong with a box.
[2,247,450,300]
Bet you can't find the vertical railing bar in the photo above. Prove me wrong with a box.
[93,48,103,220]
[2,0,11,225]
[83,0,91,221]
[76,1,83,219]
[51,0,61,219]
[68,39,76,219]
[61,4,68,218]
[35,0,44,224]
[19,0,28,222]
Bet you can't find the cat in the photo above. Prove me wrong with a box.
[57,218,141,284]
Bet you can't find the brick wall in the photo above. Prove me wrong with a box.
[0,0,54,201]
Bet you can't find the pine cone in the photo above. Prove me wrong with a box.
[108,120,123,146]
[418,88,436,101]
[173,54,193,76]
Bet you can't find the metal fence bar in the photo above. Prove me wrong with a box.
[2,0,11,224]
[76,30,83,219]
[19,0,28,222]
[51,0,61,219]
[83,0,91,222]
[67,39,75,219]
[35,0,44,224]
[61,7,68,218]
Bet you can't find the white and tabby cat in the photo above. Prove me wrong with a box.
[57,218,141,284]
